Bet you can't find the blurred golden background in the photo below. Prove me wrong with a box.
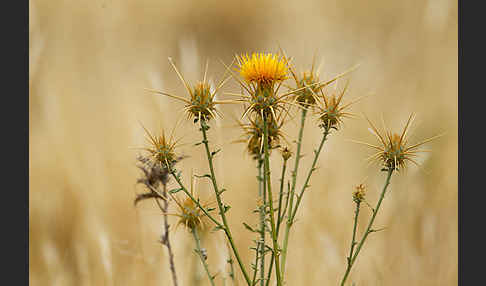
[29,0,457,285]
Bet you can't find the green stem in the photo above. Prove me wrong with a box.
[251,241,261,286]
[265,156,288,286]
[290,127,330,221]
[262,117,282,286]
[286,108,308,221]
[281,125,329,278]
[339,168,394,286]
[192,228,215,286]
[279,108,307,278]
[347,202,361,264]
[276,158,289,234]
[226,242,236,284]
[199,119,252,286]
[258,159,266,286]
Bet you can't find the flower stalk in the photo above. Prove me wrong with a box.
[199,119,252,285]
[265,151,290,286]
[257,159,266,286]
[280,124,330,280]
[192,228,215,286]
[278,107,308,279]
[290,125,330,221]
[339,168,394,286]
[262,115,282,286]
[347,201,360,267]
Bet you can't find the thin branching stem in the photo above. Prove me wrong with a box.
[276,158,289,234]
[251,241,261,286]
[192,228,215,286]
[263,116,282,286]
[290,126,330,221]
[199,119,252,285]
[266,156,289,286]
[281,121,330,281]
[257,159,266,286]
[226,242,237,285]
[347,201,361,265]
[340,168,394,286]
[280,108,307,278]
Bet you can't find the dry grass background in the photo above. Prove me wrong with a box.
[29,0,457,285]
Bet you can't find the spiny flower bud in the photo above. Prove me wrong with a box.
[352,184,366,203]
[294,70,321,107]
[280,147,292,161]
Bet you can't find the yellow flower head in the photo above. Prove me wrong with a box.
[358,114,442,171]
[237,53,288,87]
[225,52,295,120]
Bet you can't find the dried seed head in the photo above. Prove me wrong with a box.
[318,94,343,129]
[352,183,366,203]
[357,113,442,171]
[315,81,357,130]
[146,58,232,123]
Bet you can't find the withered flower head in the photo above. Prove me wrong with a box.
[356,113,442,171]
[136,155,170,188]
[146,58,233,123]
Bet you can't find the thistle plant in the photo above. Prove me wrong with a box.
[133,50,439,286]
